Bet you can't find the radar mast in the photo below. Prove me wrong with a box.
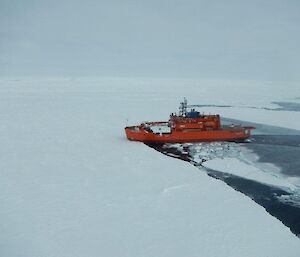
[179,98,187,117]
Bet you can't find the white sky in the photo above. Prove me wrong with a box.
[1,0,300,80]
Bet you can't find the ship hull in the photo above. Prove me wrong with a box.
[125,126,252,143]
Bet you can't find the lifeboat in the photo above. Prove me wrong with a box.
[125,98,255,143]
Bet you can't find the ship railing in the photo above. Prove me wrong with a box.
[143,121,169,126]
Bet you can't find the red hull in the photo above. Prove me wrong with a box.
[125,126,253,143]
[125,99,255,143]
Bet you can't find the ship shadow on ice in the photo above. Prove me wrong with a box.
[146,121,300,237]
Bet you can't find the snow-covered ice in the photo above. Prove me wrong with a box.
[189,142,300,193]
[0,78,300,257]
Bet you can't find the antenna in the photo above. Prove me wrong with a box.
[179,97,187,116]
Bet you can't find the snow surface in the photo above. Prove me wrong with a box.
[0,78,300,257]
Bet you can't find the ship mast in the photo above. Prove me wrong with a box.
[179,98,187,117]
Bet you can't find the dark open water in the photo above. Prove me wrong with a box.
[146,117,300,237]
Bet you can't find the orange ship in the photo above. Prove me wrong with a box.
[125,98,255,143]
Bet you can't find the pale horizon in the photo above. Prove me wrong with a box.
[1,0,300,81]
